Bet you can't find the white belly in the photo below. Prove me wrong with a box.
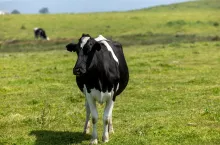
[91,88,113,104]
[83,85,113,104]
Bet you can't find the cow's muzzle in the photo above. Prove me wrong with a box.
[73,67,85,76]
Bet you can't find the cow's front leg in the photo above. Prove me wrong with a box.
[86,95,98,144]
[102,99,114,143]
[83,99,90,134]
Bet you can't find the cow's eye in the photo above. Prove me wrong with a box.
[89,41,93,47]
[83,44,92,54]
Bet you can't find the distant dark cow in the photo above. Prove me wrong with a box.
[66,34,129,144]
[33,28,50,40]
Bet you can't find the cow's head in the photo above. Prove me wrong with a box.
[66,34,101,76]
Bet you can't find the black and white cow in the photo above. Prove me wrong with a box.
[33,27,50,40]
[66,34,129,144]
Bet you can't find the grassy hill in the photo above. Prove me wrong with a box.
[139,0,220,11]
[0,0,220,144]
[0,0,219,51]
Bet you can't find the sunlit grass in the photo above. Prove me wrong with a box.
[0,0,220,144]
[1,41,220,144]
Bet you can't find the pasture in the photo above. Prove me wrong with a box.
[0,0,220,144]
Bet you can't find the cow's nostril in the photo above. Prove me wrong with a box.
[75,68,80,73]
[73,68,81,75]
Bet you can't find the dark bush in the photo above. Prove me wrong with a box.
[166,20,187,27]
[213,22,219,27]
[20,25,26,30]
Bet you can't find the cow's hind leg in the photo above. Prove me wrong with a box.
[86,95,98,144]
[102,99,114,143]
[83,99,90,134]
[108,115,114,134]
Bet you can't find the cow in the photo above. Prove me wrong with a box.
[66,34,129,144]
[33,27,50,40]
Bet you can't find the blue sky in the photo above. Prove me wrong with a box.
[0,0,190,14]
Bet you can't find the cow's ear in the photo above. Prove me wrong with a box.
[92,42,101,51]
[66,43,77,52]
[82,33,91,37]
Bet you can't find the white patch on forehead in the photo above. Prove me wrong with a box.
[80,37,90,48]
[34,27,38,31]
[95,35,119,64]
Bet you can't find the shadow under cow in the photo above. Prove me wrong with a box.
[30,130,90,145]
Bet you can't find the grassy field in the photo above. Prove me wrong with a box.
[1,42,220,145]
[1,0,220,144]
[0,0,219,44]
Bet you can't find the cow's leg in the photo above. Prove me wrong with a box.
[83,99,90,134]
[34,34,38,39]
[86,95,98,144]
[102,99,114,143]
[108,114,114,134]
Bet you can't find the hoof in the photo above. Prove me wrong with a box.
[90,139,98,145]
[108,126,114,134]
[102,135,109,143]
[109,130,114,134]
[83,129,90,134]
[83,122,90,134]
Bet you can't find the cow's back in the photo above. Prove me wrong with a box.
[108,41,129,99]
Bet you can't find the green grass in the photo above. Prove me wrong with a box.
[0,0,219,45]
[0,0,220,144]
[1,42,220,144]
